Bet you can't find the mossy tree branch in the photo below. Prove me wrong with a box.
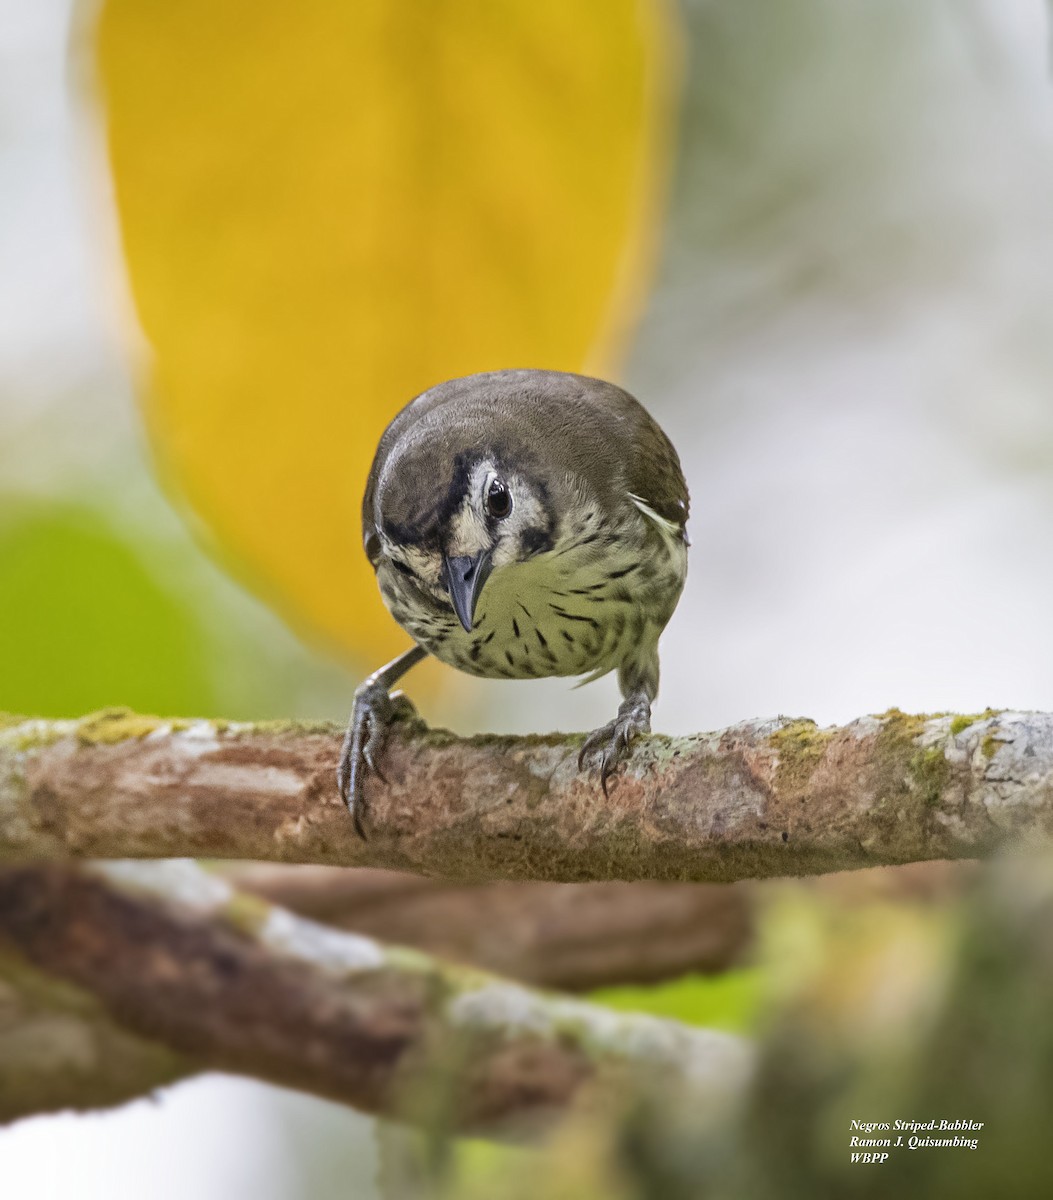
[0,860,750,1131]
[1,708,1050,882]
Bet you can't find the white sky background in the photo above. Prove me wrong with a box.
[4,0,1053,1197]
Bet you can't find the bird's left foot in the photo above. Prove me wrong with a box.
[578,692,651,796]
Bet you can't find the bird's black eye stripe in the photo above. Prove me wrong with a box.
[486,478,512,520]
[391,559,415,578]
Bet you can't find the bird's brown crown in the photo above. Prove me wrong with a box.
[364,369,688,562]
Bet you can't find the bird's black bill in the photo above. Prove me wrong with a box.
[443,551,493,632]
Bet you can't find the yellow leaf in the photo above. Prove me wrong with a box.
[93,0,677,670]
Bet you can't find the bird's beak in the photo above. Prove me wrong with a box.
[443,550,494,632]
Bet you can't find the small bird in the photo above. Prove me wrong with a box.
[338,369,689,835]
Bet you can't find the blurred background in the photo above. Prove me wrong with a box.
[3,0,1053,1195]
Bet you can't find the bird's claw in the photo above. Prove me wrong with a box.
[578,697,651,796]
[338,685,418,838]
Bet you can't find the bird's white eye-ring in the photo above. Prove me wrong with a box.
[486,478,513,520]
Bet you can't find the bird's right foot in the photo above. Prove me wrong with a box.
[337,683,418,838]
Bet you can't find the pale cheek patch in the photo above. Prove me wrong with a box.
[446,500,491,558]
[442,460,495,558]
[379,533,444,588]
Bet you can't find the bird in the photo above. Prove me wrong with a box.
[338,368,689,836]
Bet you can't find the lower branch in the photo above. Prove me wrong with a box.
[226,865,752,988]
[0,955,192,1121]
[0,860,750,1133]
[2,707,1050,881]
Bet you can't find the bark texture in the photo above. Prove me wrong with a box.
[0,860,750,1132]
[1,708,1048,881]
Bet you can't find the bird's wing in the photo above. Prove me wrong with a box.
[624,412,690,541]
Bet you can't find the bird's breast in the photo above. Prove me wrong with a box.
[376,514,686,683]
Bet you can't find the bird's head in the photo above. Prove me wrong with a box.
[371,443,560,632]
[364,369,680,635]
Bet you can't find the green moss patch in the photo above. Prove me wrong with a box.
[949,709,1001,737]
[76,708,185,745]
[770,720,836,793]
[910,744,951,808]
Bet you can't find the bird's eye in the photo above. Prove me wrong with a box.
[486,478,513,520]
